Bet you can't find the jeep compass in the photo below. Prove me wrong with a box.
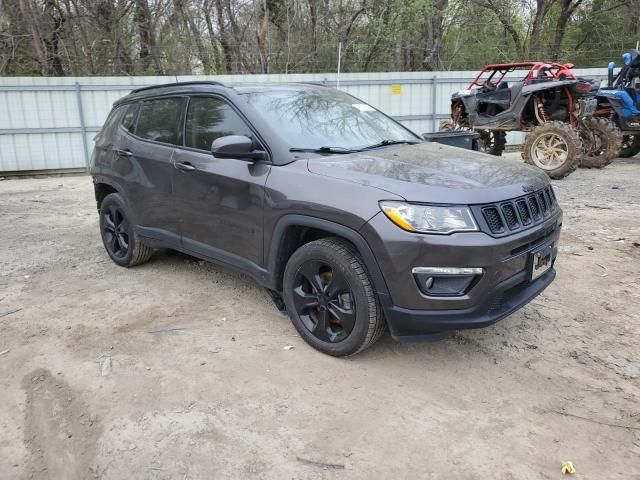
[91,81,561,356]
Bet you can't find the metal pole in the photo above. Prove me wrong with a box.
[75,81,90,170]
[337,42,342,88]
[431,75,438,132]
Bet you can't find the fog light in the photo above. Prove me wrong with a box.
[412,267,483,296]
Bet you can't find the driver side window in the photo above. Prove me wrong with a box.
[184,96,254,151]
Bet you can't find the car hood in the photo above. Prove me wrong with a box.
[306,142,549,204]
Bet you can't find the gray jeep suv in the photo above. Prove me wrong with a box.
[91,81,561,356]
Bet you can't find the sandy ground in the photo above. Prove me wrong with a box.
[0,156,639,480]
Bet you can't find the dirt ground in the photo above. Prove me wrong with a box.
[1,155,639,480]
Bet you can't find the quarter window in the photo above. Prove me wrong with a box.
[136,97,183,144]
[185,96,254,151]
[121,102,139,133]
[96,105,125,142]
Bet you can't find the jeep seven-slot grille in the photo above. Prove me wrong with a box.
[478,187,558,236]
[483,207,504,233]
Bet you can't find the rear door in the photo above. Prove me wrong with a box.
[172,95,270,268]
[122,96,186,242]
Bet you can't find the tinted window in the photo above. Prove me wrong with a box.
[97,105,125,142]
[136,97,183,144]
[185,96,254,151]
[121,103,139,133]
[243,89,419,150]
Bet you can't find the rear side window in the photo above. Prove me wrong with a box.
[121,103,139,133]
[96,105,125,142]
[136,97,183,144]
[184,96,254,151]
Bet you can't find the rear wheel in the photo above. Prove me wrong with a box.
[476,130,507,156]
[99,193,153,267]
[619,135,640,158]
[579,117,622,168]
[282,238,386,356]
[522,121,581,179]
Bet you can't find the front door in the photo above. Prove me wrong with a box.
[172,95,270,268]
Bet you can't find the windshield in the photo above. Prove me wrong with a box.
[242,88,420,150]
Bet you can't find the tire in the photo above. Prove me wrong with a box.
[522,121,581,179]
[579,117,622,168]
[99,193,153,267]
[477,130,507,156]
[619,135,640,158]
[282,237,386,357]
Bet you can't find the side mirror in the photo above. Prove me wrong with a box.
[211,135,266,161]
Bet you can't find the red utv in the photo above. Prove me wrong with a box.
[444,62,621,178]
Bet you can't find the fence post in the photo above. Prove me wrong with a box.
[75,81,90,170]
[431,75,438,132]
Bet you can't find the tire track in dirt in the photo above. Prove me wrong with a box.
[21,369,102,480]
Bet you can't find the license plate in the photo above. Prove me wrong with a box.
[530,243,554,281]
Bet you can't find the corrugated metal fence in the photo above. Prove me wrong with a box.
[0,69,606,172]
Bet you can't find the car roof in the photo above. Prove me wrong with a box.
[115,81,332,105]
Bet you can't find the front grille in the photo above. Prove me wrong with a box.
[501,204,519,230]
[529,197,540,219]
[476,186,559,236]
[516,200,531,225]
[483,207,504,233]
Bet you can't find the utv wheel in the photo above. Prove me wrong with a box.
[477,130,507,156]
[522,121,581,179]
[99,193,153,267]
[619,135,640,158]
[579,118,622,168]
[282,238,386,357]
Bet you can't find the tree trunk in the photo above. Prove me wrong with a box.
[307,0,317,66]
[134,0,162,74]
[203,0,221,73]
[478,0,523,57]
[549,0,583,60]
[422,0,448,71]
[214,0,233,72]
[256,0,269,73]
[528,0,552,58]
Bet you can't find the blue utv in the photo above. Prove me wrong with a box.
[597,50,640,158]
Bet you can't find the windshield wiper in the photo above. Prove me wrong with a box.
[289,146,360,154]
[360,139,420,151]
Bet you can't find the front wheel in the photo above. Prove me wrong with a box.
[579,117,622,168]
[619,135,640,158]
[522,121,581,179]
[282,238,386,356]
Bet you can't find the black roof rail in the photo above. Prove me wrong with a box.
[130,80,227,94]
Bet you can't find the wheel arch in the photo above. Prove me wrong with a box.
[92,176,127,211]
[267,215,390,297]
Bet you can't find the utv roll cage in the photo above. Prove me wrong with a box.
[468,62,578,90]
[609,49,640,89]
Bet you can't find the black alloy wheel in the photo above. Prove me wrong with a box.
[292,260,356,343]
[282,238,386,356]
[102,204,130,259]
[99,193,153,267]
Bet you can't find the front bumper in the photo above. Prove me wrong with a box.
[360,209,561,340]
[380,268,555,341]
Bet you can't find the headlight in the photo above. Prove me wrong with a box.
[380,201,478,234]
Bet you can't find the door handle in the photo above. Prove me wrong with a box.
[113,148,132,158]
[175,161,196,172]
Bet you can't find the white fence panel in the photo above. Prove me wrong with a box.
[0,69,607,172]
